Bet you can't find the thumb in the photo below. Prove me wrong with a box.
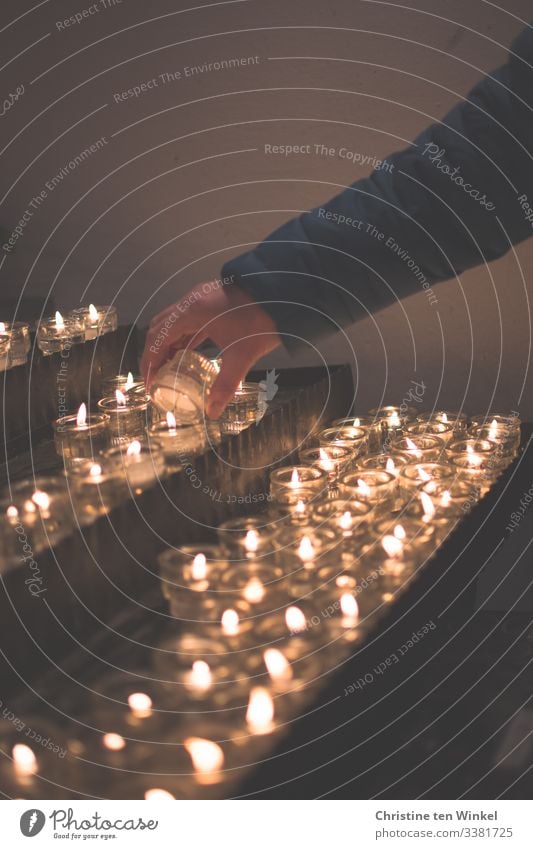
[206,349,253,420]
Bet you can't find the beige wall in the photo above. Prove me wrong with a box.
[1,0,531,414]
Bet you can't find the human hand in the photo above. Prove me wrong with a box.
[140,281,281,419]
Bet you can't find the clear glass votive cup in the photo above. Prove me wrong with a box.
[318,425,368,459]
[36,315,85,355]
[150,349,219,421]
[406,420,456,446]
[103,438,166,491]
[70,305,118,340]
[390,433,446,462]
[270,465,328,502]
[331,416,383,453]
[299,445,354,481]
[0,476,74,562]
[415,410,468,436]
[398,462,457,505]
[65,458,128,521]
[338,470,397,515]
[217,515,281,559]
[147,418,208,469]
[219,382,261,434]
[97,393,152,444]
[0,321,30,368]
[53,411,111,465]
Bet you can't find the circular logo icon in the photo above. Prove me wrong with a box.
[20,810,46,837]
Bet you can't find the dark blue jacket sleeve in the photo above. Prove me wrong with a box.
[222,26,533,353]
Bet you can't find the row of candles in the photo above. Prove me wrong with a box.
[0,305,117,370]
[0,380,521,797]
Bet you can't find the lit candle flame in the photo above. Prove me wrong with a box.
[127,692,153,719]
[405,437,418,452]
[126,440,142,456]
[295,499,305,515]
[246,687,274,735]
[418,467,432,482]
[352,417,361,426]
[394,524,406,540]
[382,535,404,558]
[115,389,127,407]
[389,411,401,427]
[466,444,482,465]
[440,490,452,507]
[166,411,177,430]
[237,380,243,392]
[441,412,448,423]
[6,505,18,520]
[243,576,265,604]
[339,511,353,531]
[144,788,175,800]
[88,303,99,322]
[184,737,224,781]
[386,458,396,473]
[76,402,87,427]
[264,648,293,682]
[244,528,259,553]
[90,463,102,478]
[289,468,300,488]
[489,418,498,440]
[297,534,316,562]
[420,491,436,517]
[191,553,208,581]
[55,311,64,330]
[340,592,359,621]
[221,608,240,636]
[32,491,50,510]
[357,478,371,497]
[189,660,212,692]
[0,322,5,333]
[103,732,126,751]
[285,605,307,633]
[23,499,36,514]
[12,743,37,777]
[318,447,335,472]
[125,372,135,391]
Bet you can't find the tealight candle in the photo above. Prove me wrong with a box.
[365,517,437,558]
[53,402,111,465]
[157,544,230,619]
[406,420,456,446]
[299,445,354,481]
[36,311,85,355]
[150,349,219,421]
[0,717,80,798]
[416,410,468,436]
[88,670,174,741]
[148,412,208,469]
[98,389,152,444]
[318,425,368,459]
[370,405,417,447]
[101,371,146,397]
[311,498,372,540]
[398,462,457,505]
[104,438,166,491]
[266,492,315,527]
[338,470,397,515]
[331,416,383,453]
[469,422,520,458]
[0,321,30,368]
[66,457,128,521]
[70,304,118,340]
[217,516,281,559]
[403,493,459,544]
[274,525,339,570]
[219,382,261,434]
[269,465,328,502]
[0,328,12,371]
[358,451,412,510]
[446,439,510,492]
[219,559,287,608]
[1,477,74,561]
[420,479,481,516]
[359,534,418,592]
[469,413,521,437]
[390,434,446,462]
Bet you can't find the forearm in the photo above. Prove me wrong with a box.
[222,27,533,352]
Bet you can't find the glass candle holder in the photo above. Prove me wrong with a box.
[101,372,146,397]
[358,451,412,510]
[398,462,457,505]
[365,516,437,559]
[318,425,368,459]
[150,349,219,422]
[359,536,419,592]
[219,382,261,434]
[65,457,128,522]
[420,479,481,516]
[36,312,85,355]
[70,304,118,340]
[274,525,339,570]
[147,414,208,470]
[402,496,458,545]
[390,433,446,462]
[469,413,521,437]
[53,403,111,466]
[98,391,152,444]
[299,445,354,481]
[103,438,166,491]
[468,423,520,458]
[338,470,397,515]
[331,416,383,453]
[370,405,417,447]
[406,420,456,446]
[1,476,74,562]
[416,410,468,436]
[446,438,511,483]
[219,559,287,609]
[217,516,281,559]
[311,498,372,541]
[269,465,328,502]
[158,544,230,620]
[88,670,178,742]
[0,320,30,368]
[266,490,318,527]
[0,328,12,370]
